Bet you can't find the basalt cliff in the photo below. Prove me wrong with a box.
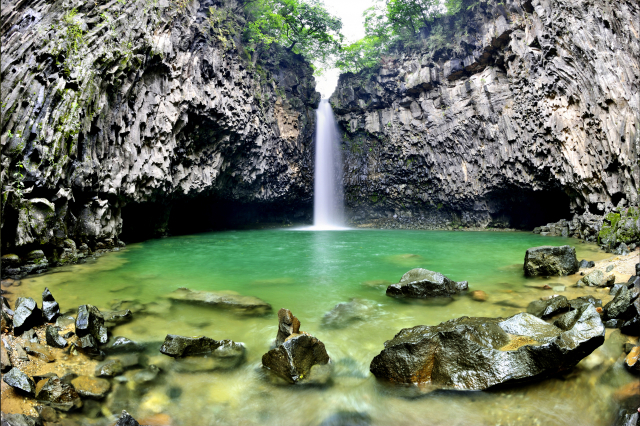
[331,0,640,231]
[1,0,318,274]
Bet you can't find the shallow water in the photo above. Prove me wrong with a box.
[7,229,635,426]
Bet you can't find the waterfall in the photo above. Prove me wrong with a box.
[313,99,345,229]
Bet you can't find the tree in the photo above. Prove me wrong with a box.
[243,0,343,65]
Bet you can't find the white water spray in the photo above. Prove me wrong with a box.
[312,99,346,230]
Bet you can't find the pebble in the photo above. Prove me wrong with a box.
[471,290,487,302]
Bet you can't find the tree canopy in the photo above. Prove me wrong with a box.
[243,0,343,65]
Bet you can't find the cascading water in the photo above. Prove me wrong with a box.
[313,99,345,230]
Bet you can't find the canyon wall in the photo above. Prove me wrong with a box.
[331,0,640,230]
[1,0,318,271]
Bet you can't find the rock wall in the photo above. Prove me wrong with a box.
[1,0,319,272]
[331,0,640,229]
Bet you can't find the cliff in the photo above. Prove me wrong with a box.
[1,0,319,272]
[330,0,640,230]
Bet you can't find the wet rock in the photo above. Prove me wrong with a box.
[553,309,582,331]
[523,246,579,277]
[133,365,160,383]
[13,297,41,335]
[322,299,376,328]
[0,412,43,426]
[568,295,602,310]
[21,329,39,343]
[160,334,246,370]
[23,341,54,362]
[1,339,11,372]
[319,412,371,426]
[526,295,570,319]
[604,319,626,328]
[115,410,140,426]
[75,305,108,344]
[578,260,596,269]
[45,325,67,348]
[627,276,640,289]
[95,359,124,377]
[612,410,639,426]
[361,280,391,289]
[113,353,142,369]
[56,315,75,328]
[624,346,639,374]
[1,309,12,333]
[1,295,13,315]
[386,268,468,299]
[276,308,300,346]
[36,405,58,422]
[71,375,111,399]
[603,286,639,321]
[14,341,29,361]
[103,310,133,328]
[576,270,613,287]
[167,288,272,316]
[611,284,626,295]
[41,288,60,323]
[471,290,487,301]
[369,304,604,390]
[103,337,145,354]
[620,314,639,336]
[3,367,36,395]
[35,375,82,410]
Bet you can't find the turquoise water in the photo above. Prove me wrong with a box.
[8,229,631,426]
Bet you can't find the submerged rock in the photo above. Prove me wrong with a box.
[385,268,468,299]
[319,411,372,426]
[13,297,41,335]
[116,410,141,426]
[3,367,36,395]
[369,304,604,390]
[45,325,67,348]
[276,308,300,346]
[526,296,570,319]
[322,299,376,328]
[35,375,82,410]
[41,287,60,322]
[160,335,246,370]
[262,309,331,384]
[0,412,43,426]
[103,309,133,328]
[167,288,272,315]
[578,260,596,269]
[75,305,108,344]
[103,337,145,354]
[523,246,579,277]
[71,375,111,399]
[95,359,125,377]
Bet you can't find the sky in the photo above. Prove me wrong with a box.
[314,0,376,98]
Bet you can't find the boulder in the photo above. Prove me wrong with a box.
[116,410,140,426]
[75,305,108,344]
[41,287,60,322]
[628,276,640,289]
[0,412,43,426]
[568,295,602,310]
[103,337,145,354]
[262,310,330,384]
[322,299,376,328]
[70,376,111,399]
[385,268,468,299]
[602,286,639,322]
[13,297,41,335]
[45,325,67,348]
[160,334,246,370]
[526,296,570,318]
[167,288,272,316]
[576,270,614,287]
[578,260,596,269]
[35,375,82,410]
[369,304,604,390]
[3,367,36,395]
[523,246,579,277]
[276,308,300,346]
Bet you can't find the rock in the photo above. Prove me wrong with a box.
[1,254,21,267]
[56,315,75,328]
[637,264,640,276]
[614,243,630,255]
[45,325,67,348]
[624,346,639,374]
[133,365,161,383]
[41,288,60,323]
[276,308,300,346]
[369,304,604,390]
[36,406,58,422]
[1,309,11,333]
[3,367,36,395]
[471,290,487,301]
[604,319,625,328]
[262,310,331,384]
[113,353,142,369]
[160,334,245,370]
[322,299,376,328]
[579,260,596,269]
[523,246,579,277]
[1,339,12,372]
[319,411,371,426]
[603,286,639,321]
[35,375,82,409]
[23,341,54,362]
[568,295,602,310]
[115,410,140,426]
[21,329,39,343]
[361,280,391,289]
[103,337,145,354]
[620,315,639,336]
[167,288,272,316]
[95,359,124,377]
[0,412,43,426]
[103,310,133,327]
[71,376,111,399]
[627,276,640,289]
[612,410,639,426]
[386,268,468,298]
[611,284,626,295]
[606,264,615,273]
[576,269,614,287]
[75,305,108,344]
[526,296,570,319]
[13,297,41,335]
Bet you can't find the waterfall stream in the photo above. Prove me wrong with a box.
[313,99,346,229]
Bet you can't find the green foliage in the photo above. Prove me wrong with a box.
[243,0,343,64]
[336,0,465,73]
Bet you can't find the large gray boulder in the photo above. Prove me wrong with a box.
[160,334,246,371]
[167,288,272,316]
[386,269,468,299]
[322,299,377,329]
[523,246,579,277]
[75,305,108,344]
[369,304,604,390]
